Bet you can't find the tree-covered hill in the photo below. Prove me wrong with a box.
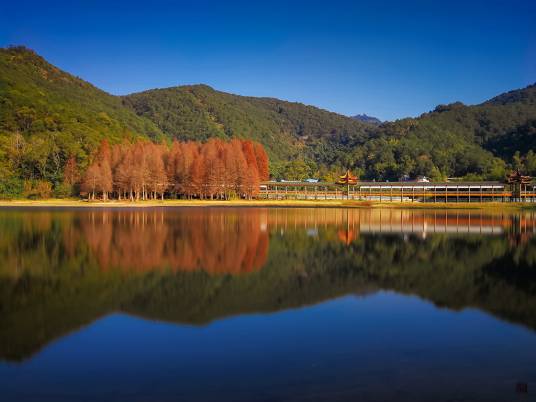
[1,45,536,198]
[121,84,374,162]
[357,84,536,180]
[123,82,536,181]
[0,46,164,195]
[0,46,163,146]
[484,83,536,106]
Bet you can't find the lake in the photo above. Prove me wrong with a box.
[0,207,535,401]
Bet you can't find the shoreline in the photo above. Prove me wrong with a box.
[0,199,535,210]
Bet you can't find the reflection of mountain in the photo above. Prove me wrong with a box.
[1,208,536,362]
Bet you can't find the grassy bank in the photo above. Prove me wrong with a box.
[0,198,535,210]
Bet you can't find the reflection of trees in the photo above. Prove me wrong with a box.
[0,209,269,277]
[0,208,536,362]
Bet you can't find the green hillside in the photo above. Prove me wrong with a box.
[0,46,163,196]
[121,84,373,162]
[357,84,536,180]
[123,82,536,181]
[1,45,536,198]
[0,46,163,143]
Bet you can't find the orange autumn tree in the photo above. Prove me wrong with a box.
[79,138,269,201]
[81,140,112,200]
[59,154,80,197]
[254,142,269,181]
[146,143,167,200]
[63,155,79,187]
[241,140,260,199]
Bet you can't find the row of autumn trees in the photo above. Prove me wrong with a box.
[79,138,269,200]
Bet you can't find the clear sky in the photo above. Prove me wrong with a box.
[1,0,535,121]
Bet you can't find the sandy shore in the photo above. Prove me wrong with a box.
[0,199,535,210]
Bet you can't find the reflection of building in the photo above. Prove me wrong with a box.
[265,209,536,244]
[3,209,535,279]
[337,229,356,245]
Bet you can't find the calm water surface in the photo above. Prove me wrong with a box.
[0,207,535,401]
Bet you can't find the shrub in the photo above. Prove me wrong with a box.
[22,180,53,199]
[0,176,24,199]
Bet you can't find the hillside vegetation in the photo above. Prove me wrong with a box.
[122,79,536,182]
[0,47,163,196]
[122,84,373,163]
[1,45,536,198]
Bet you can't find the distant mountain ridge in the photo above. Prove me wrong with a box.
[351,114,382,125]
[1,45,536,195]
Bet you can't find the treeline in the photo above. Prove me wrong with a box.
[80,138,269,200]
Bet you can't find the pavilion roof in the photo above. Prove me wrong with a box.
[337,170,358,185]
[506,170,532,184]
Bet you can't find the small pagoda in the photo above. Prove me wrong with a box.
[506,170,531,185]
[337,170,358,199]
[506,170,532,201]
[337,170,358,185]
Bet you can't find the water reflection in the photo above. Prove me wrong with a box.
[78,209,269,274]
[3,208,535,276]
[1,207,536,362]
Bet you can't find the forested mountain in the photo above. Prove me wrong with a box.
[121,84,374,162]
[123,83,536,181]
[338,84,536,181]
[0,47,163,147]
[1,45,536,198]
[351,114,382,125]
[0,46,164,196]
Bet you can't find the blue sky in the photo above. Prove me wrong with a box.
[1,0,535,121]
